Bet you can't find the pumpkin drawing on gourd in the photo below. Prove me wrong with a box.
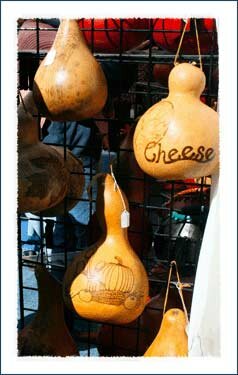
[63,173,149,324]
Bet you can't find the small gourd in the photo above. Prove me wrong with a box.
[133,62,219,180]
[33,19,108,121]
[18,265,79,356]
[35,146,85,216]
[97,287,192,356]
[18,92,69,213]
[63,173,149,324]
[144,308,188,357]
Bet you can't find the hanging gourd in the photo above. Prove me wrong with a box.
[144,261,189,357]
[133,62,219,180]
[97,287,192,356]
[144,308,188,356]
[33,19,108,121]
[34,146,85,216]
[18,265,79,356]
[18,92,70,213]
[63,172,149,324]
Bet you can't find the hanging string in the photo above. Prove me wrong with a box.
[174,19,189,66]
[110,164,127,212]
[174,18,203,71]
[194,18,203,70]
[18,91,27,113]
[163,260,191,325]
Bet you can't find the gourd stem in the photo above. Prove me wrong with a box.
[163,260,190,325]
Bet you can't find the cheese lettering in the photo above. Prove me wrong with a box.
[144,142,215,164]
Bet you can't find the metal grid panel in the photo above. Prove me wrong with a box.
[17,18,218,356]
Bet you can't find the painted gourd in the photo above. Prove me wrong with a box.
[18,92,69,213]
[33,19,108,121]
[63,173,149,324]
[133,62,219,180]
[18,265,79,356]
[144,308,188,356]
[153,18,217,54]
[77,18,150,53]
[35,146,85,216]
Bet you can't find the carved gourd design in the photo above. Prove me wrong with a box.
[133,63,219,180]
[63,173,149,324]
[73,256,141,310]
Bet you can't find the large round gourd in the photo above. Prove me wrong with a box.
[33,19,108,121]
[133,63,219,180]
[144,308,188,356]
[63,173,149,324]
[18,92,70,213]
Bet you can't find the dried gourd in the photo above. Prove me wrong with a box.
[133,62,219,179]
[144,308,188,356]
[63,173,149,324]
[33,19,108,121]
[18,92,69,213]
[18,265,79,356]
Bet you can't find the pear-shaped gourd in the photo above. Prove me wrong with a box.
[18,265,79,356]
[35,146,85,216]
[144,308,188,356]
[18,92,69,213]
[97,287,192,356]
[63,173,149,324]
[133,63,219,179]
[33,19,108,121]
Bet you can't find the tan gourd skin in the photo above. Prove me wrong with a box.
[63,174,149,324]
[133,63,219,180]
[18,265,79,356]
[35,146,85,216]
[33,19,108,121]
[18,92,70,213]
[144,308,188,357]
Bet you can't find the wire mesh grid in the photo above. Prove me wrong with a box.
[17,18,218,356]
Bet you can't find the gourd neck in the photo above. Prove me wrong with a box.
[105,226,128,239]
[168,91,201,100]
[57,19,88,47]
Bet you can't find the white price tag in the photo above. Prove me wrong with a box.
[121,210,130,228]
[130,107,135,119]
[44,49,56,66]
